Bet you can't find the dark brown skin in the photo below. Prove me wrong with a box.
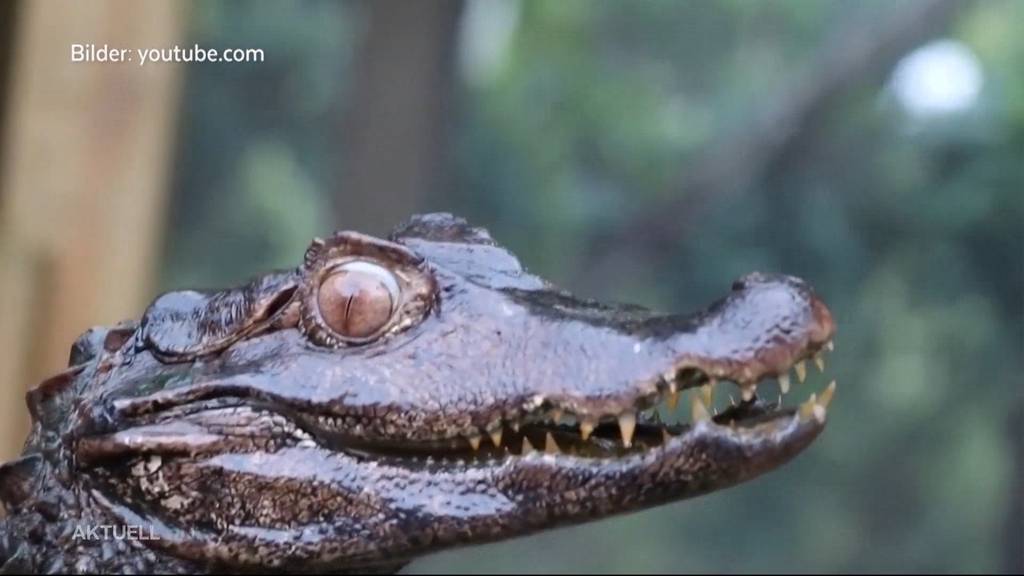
[0,213,836,574]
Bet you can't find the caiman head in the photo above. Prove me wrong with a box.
[2,213,836,573]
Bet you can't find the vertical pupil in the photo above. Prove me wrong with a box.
[318,268,394,338]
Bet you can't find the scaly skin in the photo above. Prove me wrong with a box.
[0,213,836,574]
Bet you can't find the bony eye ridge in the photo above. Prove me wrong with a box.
[316,260,401,341]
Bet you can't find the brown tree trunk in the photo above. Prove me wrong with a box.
[0,0,186,463]
[0,1,20,194]
[336,0,464,235]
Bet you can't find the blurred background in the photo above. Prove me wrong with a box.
[0,0,1020,572]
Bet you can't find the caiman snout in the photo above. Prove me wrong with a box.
[731,271,835,349]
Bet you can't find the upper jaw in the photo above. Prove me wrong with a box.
[475,272,836,451]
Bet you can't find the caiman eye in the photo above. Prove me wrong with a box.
[317,261,400,340]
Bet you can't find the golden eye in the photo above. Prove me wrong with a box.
[316,261,400,340]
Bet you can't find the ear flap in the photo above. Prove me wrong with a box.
[0,454,42,510]
[140,270,300,361]
[26,365,83,428]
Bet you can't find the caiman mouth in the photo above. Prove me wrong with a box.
[300,339,836,464]
[83,339,835,468]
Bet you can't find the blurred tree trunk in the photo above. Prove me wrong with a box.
[336,0,463,235]
[0,1,19,192]
[0,0,186,464]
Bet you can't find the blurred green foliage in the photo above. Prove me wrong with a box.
[162,0,1022,572]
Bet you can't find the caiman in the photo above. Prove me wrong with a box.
[0,213,836,574]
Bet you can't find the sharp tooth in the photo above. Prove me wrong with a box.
[468,435,482,451]
[798,393,826,423]
[813,404,826,422]
[818,380,836,409]
[521,437,535,454]
[826,340,834,352]
[666,390,680,410]
[580,418,596,441]
[668,379,678,394]
[741,385,756,402]
[651,410,663,425]
[794,361,807,383]
[618,412,637,448]
[799,394,816,419]
[778,372,791,394]
[701,382,715,407]
[545,432,560,454]
[489,428,503,447]
[814,352,825,373]
[691,394,711,422]
[511,421,520,433]
[662,428,672,443]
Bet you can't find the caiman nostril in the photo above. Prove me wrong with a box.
[809,296,835,345]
